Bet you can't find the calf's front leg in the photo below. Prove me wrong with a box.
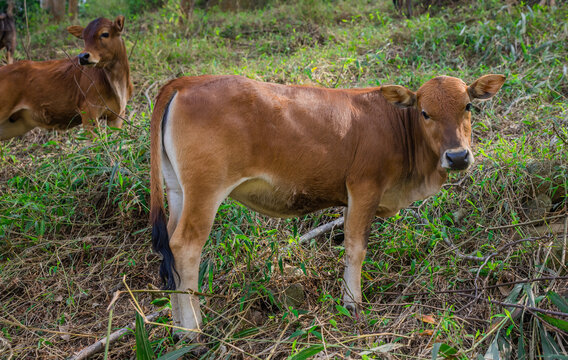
[343,181,382,318]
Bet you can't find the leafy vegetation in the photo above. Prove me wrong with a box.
[0,0,567,359]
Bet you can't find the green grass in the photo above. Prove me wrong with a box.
[1,0,567,359]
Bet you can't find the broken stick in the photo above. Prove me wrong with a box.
[68,310,166,360]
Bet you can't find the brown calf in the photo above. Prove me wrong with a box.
[0,16,132,140]
[0,0,16,65]
[150,74,505,333]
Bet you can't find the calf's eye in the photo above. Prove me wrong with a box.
[101,32,110,38]
[421,110,430,120]
[465,103,472,112]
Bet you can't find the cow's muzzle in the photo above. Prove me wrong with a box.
[442,148,473,171]
[78,52,97,66]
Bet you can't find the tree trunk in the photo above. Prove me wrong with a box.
[181,0,195,20]
[47,0,65,22]
[6,0,14,16]
[40,0,51,10]
[68,0,79,21]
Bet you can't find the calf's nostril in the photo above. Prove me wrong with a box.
[445,152,454,165]
[446,149,469,169]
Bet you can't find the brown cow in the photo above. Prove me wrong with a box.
[150,74,505,334]
[0,16,132,140]
[0,0,16,65]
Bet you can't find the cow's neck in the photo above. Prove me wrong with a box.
[399,108,447,188]
[102,48,130,112]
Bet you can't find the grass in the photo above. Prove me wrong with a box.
[1,0,567,359]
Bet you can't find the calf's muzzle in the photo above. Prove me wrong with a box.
[443,148,472,171]
[78,52,92,65]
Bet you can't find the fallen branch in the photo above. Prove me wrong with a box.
[298,217,345,246]
[380,275,568,297]
[456,292,568,318]
[443,236,544,262]
[68,310,167,360]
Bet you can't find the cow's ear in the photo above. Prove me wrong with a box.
[67,25,84,39]
[114,15,125,33]
[380,85,417,108]
[468,74,506,100]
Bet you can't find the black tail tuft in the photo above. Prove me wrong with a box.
[151,210,178,290]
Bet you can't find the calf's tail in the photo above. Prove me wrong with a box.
[150,85,178,290]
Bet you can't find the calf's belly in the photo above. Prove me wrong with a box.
[229,177,341,218]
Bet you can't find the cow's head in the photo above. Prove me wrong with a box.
[380,74,505,171]
[67,16,126,67]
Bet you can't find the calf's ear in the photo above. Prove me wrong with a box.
[114,15,125,33]
[380,85,417,108]
[468,74,506,100]
[67,25,84,39]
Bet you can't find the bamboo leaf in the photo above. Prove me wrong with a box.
[335,304,352,318]
[538,314,568,332]
[547,291,568,313]
[518,313,527,360]
[289,344,324,360]
[431,343,461,359]
[135,313,154,360]
[234,327,259,339]
[156,346,198,360]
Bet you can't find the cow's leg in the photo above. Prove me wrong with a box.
[343,182,381,318]
[107,114,123,129]
[168,184,226,335]
[80,106,100,137]
[6,49,14,65]
[0,114,35,140]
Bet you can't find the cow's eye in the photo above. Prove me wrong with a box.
[421,110,430,120]
[465,103,472,112]
[100,32,110,38]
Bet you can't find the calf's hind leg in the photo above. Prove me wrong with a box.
[168,184,227,335]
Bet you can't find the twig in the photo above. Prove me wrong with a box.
[466,317,508,355]
[144,82,158,111]
[380,275,568,297]
[127,22,142,61]
[443,236,544,262]
[67,310,166,360]
[261,321,290,359]
[0,316,96,338]
[103,306,114,360]
[110,287,228,300]
[0,336,13,360]
[453,237,546,313]
[562,216,567,268]
[22,0,31,60]
[483,213,567,231]
[456,292,568,318]
[441,175,469,188]
[503,95,532,118]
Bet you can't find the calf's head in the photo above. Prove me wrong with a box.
[67,16,126,67]
[381,74,505,171]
